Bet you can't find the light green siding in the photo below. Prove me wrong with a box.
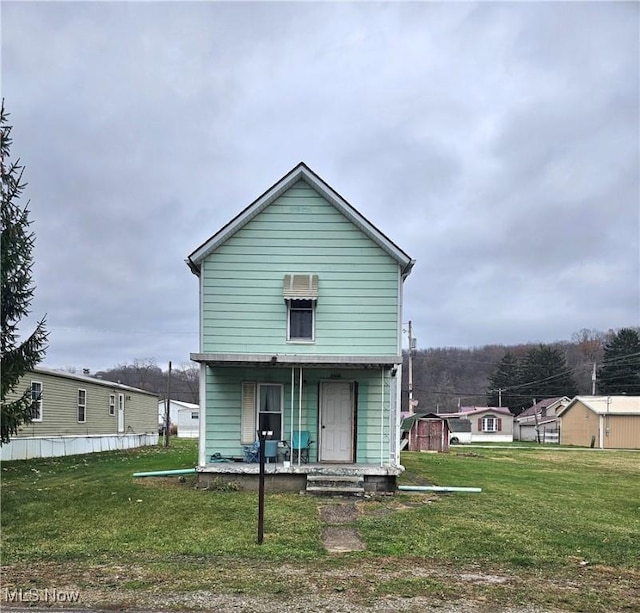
[8,370,158,438]
[204,365,392,463]
[201,181,401,356]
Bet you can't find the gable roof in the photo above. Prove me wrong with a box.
[558,396,640,417]
[518,397,566,418]
[516,397,570,422]
[401,411,444,432]
[186,162,415,278]
[457,406,514,417]
[159,399,199,410]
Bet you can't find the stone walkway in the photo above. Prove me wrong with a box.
[319,501,366,553]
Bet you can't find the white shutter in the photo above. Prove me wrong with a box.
[241,382,256,444]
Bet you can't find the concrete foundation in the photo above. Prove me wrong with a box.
[196,462,401,493]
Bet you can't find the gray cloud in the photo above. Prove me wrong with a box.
[3,1,638,370]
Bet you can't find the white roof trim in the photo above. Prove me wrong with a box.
[558,396,640,417]
[187,163,414,277]
[159,399,199,410]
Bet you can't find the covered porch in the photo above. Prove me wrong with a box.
[192,353,404,493]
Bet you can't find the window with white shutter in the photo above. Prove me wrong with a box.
[241,382,257,444]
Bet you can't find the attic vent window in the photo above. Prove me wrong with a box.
[283,274,318,300]
[284,274,318,342]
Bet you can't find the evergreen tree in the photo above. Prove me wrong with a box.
[597,328,640,395]
[1,100,48,445]
[487,352,522,412]
[515,345,578,412]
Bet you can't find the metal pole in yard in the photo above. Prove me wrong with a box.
[164,361,172,448]
[257,430,267,545]
[408,320,414,415]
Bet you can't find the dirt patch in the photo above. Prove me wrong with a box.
[3,558,638,612]
[321,526,366,553]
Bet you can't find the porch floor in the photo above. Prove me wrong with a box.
[197,462,403,477]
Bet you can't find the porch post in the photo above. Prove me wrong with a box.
[298,367,303,466]
[290,367,295,455]
[198,363,207,467]
[380,366,385,467]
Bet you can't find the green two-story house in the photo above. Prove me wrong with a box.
[187,163,414,492]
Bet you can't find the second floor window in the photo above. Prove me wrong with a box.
[283,274,318,343]
[287,299,315,341]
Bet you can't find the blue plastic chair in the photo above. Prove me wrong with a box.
[242,440,279,463]
[284,430,313,463]
[242,441,260,463]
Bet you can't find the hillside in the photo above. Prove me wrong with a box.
[401,329,609,414]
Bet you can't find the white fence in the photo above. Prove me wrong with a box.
[540,430,559,444]
[0,433,159,461]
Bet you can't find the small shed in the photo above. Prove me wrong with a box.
[403,412,450,452]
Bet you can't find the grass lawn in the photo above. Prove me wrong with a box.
[2,440,639,612]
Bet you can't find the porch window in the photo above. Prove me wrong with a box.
[258,384,283,439]
[480,416,502,432]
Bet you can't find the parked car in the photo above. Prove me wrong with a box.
[447,418,472,444]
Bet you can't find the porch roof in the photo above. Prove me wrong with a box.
[190,352,401,369]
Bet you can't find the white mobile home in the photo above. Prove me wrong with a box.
[177,405,200,438]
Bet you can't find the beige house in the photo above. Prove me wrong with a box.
[558,396,640,449]
[444,406,514,443]
[1,367,159,460]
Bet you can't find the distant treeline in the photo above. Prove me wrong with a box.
[89,360,199,404]
[401,328,633,414]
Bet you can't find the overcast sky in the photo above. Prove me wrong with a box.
[3,1,639,373]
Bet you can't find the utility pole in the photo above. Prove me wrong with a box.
[498,388,503,408]
[407,321,416,415]
[591,362,597,395]
[164,361,172,448]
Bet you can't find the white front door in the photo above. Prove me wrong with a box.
[117,393,125,433]
[320,381,353,462]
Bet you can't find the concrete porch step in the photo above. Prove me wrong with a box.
[306,485,364,496]
[306,475,365,496]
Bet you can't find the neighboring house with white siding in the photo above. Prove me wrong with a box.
[187,162,414,491]
[514,397,570,443]
[177,405,200,438]
[1,367,159,460]
[444,406,514,443]
[158,399,199,432]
